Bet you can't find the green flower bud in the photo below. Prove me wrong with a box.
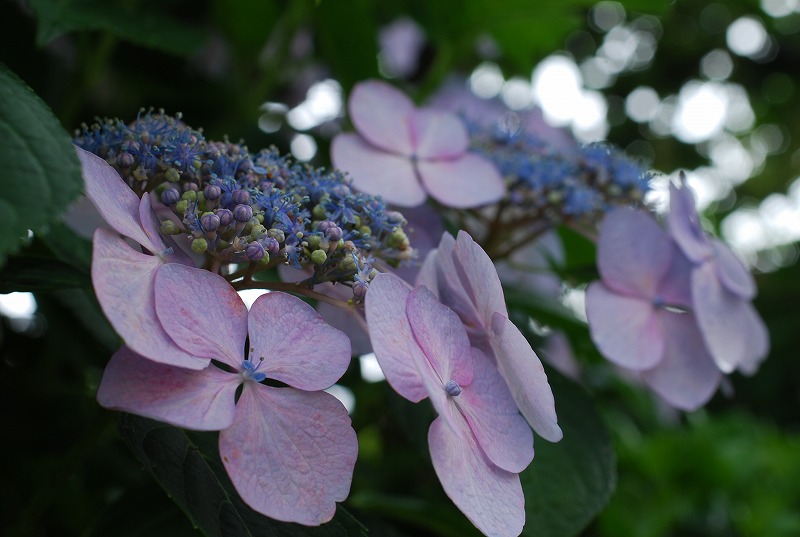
[258,252,271,265]
[159,220,182,235]
[311,250,327,265]
[312,205,327,220]
[165,168,181,183]
[359,225,371,237]
[175,200,188,214]
[191,238,208,254]
[387,228,409,249]
[307,235,321,249]
[181,190,197,202]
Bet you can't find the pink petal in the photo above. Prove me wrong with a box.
[667,179,713,263]
[428,416,525,537]
[459,347,534,473]
[415,249,440,296]
[408,108,468,159]
[317,300,373,356]
[76,146,159,252]
[431,233,483,332]
[248,292,351,391]
[220,383,357,525]
[92,229,207,370]
[154,263,247,368]
[139,193,194,266]
[712,239,756,299]
[736,302,770,375]
[641,312,722,411]
[348,80,415,155]
[331,133,426,207]
[585,282,663,370]
[489,313,562,443]
[655,245,694,307]
[392,203,446,285]
[416,154,506,208]
[364,273,428,402]
[97,346,239,430]
[597,208,672,298]
[454,230,508,322]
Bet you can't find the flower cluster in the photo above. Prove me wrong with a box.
[75,110,413,299]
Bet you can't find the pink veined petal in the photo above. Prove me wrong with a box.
[711,239,756,299]
[364,273,428,402]
[736,301,770,375]
[641,312,722,411]
[458,347,534,473]
[76,146,156,250]
[416,153,506,209]
[691,262,752,374]
[428,416,525,537]
[92,229,207,370]
[331,133,426,207]
[154,263,247,368]
[348,79,415,156]
[597,208,673,298]
[97,346,239,430]
[454,230,508,322]
[585,282,664,371]
[407,337,464,436]
[667,179,713,263]
[406,285,474,387]
[248,292,351,391]
[489,313,562,443]
[415,249,440,296]
[220,384,357,526]
[408,108,469,159]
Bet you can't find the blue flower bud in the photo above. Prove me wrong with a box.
[216,208,233,227]
[161,188,181,206]
[204,184,221,201]
[201,213,220,232]
[233,204,253,223]
[246,241,266,261]
[444,380,462,396]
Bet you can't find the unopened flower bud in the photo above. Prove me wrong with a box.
[216,208,233,227]
[246,241,265,261]
[201,213,220,232]
[175,200,188,214]
[263,237,280,255]
[268,228,285,243]
[181,190,197,202]
[311,250,327,265]
[233,204,253,223]
[353,279,368,300]
[183,182,199,192]
[191,238,208,254]
[116,152,135,168]
[161,188,180,206]
[160,220,181,235]
[204,184,221,201]
[165,168,181,183]
[232,189,251,206]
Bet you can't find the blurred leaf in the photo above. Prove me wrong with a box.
[29,0,206,56]
[0,64,83,265]
[521,370,616,537]
[118,414,370,537]
[0,255,89,292]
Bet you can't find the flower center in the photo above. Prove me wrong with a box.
[444,380,462,397]
[241,356,266,382]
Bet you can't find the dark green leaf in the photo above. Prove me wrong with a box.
[29,0,206,57]
[118,414,370,537]
[0,255,89,292]
[0,64,83,264]
[521,370,617,537]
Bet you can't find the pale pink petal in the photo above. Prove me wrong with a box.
[406,286,474,386]
[364,273,428,402]
[154,263,247,368]
[737,302,770,375]
[331,133,426,207]
[248,292,351,391]
[76,146,157,250]
[454,230,508,322]
[712,239,756,299]
[317,301,373,356]
[348,80,414,155]
[691,263,752,373]
[597,208,672,298]
[416,154,506,208]
[656,245,694,307]
[408,108,468,159]
[431,233,484,333]
[97,346,239,430]
[139,193,194,265]
[489,313,562,443]
[459,347,534,473]
[428,416,525,537]
[92,229,207,370]
[641,312,722,411]
[415,249,440,296]
[220,384,357,525]
[667,180,713,263]
[585,282,663,370]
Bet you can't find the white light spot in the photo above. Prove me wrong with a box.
[701,49,734,80]
[573,90,608,141]
[561,285,588,323]
[672,81,727,143]
[625,86,660,122]
[0,292,37,319]
[580,57,616,89]
[590,1,626,32]
[469,62,504,99]
[237,289,269,310]
[532,55,583,126]
[290,134,317,162]
[287,79,343,131]
[325,384,356,414]
[359,353,386,383]
[258,102,288,134]
[501,77,534,110]
[761,0,797,18]
[726,17,769,58]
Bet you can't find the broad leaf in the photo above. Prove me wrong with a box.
[0,65,83,264]
[0,255,89,293]
[118,414,370,537]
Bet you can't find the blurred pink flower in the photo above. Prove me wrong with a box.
[97,263,356,525]
[331,80,505,208]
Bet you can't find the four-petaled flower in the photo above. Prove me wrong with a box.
[331,79,506,208]
[97,263,357,525]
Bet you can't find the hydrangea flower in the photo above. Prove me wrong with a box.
[667,175,769,374]
[97,262,357,525]
[331,79,505,208]
[585,207,724,410]
[366,273,533,536]
[417,231,562,441]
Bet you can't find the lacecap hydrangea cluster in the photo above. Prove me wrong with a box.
[74,110,413,299]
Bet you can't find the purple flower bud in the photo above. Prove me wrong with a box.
[116,152,135,168]
[161,188,181,206]
[232,189,251,206]
[216,208,234,227]
[201,213,221,232]
[318,220,343,242]
[233,204,253,223]
[353,279,369,300]
[444,380,462,397]
[204,184,221,201]
[263,236,280,255]
[183,182,199,192]
[246,241,265,261]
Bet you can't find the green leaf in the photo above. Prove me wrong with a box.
[0,64,83,265]
[29,0,206,57]
[521,370,617,537]
[0,255,89,293]
[118,414,370,537]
